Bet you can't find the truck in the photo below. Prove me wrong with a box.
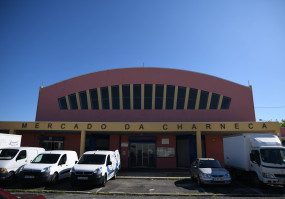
[223,133,285,186]
[0,133,22,148]
[70,150,120,187]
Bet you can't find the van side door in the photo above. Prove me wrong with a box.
[14,150,27,171]
[58,154,69,179]
[106,155,115,180]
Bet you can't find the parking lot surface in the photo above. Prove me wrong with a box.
[1,169,285,197]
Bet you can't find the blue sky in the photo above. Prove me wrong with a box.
[0,0,284,122]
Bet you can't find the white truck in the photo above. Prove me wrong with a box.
[0,133,22,148]
[223,134,285,186]
[70,150,120,186]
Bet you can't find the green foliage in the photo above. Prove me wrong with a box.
[280,120,285,127]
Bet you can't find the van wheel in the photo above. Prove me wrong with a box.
[101,174,107,187]
[50,173,58,185]
[7,172,15,185]
[252,173,261,187]
[112,171,117,180]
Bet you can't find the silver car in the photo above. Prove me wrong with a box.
[190,158,231,185]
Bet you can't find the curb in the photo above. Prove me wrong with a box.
[5,189,285,197]
[117,176,190,180]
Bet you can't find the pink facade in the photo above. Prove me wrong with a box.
[36,68,255,122]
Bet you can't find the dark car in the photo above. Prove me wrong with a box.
[190,158,231,186]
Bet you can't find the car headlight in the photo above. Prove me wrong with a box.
[224,173,231,178]
[41,166,51,173]
[200,173,211,178]
[0,168,7,172]
[94,167,102,174]
[70,167,75,173]
[262,172,275,179]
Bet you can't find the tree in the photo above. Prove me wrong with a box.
[280,120,285,127]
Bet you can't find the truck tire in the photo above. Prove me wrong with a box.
[251,173,261,187]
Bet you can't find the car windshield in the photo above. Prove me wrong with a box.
[0,149,19,160]
[78,154,106,165]
[260,148,285,164]
[199,160,222,168]
[32,154,61,164]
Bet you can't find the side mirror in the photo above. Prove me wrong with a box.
[75,161,78,164]
[193,165,197,169]
[107,161,112,166]
[250,153,254,161]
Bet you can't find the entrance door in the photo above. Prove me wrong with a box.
[130,143,155,168]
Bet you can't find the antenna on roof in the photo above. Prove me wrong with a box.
[142,62,144,67]
[248,80,251,87]
[41,81,44,88]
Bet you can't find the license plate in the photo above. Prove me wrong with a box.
[77,176,88,180]
[24,175,35,179]
[214,178,224,181]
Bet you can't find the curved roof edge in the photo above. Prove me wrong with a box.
[44,67,250,89]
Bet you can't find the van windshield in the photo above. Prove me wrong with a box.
[32,154,61,164]
[261,148,285,164]
[0,149,19,160]
[78,154,106,165]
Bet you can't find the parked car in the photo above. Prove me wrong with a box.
[70,150,120,186]
[190,158,231,186]
[0,147,45,184]
[18,150,78,185]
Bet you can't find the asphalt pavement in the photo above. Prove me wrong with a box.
[1,169,285,198]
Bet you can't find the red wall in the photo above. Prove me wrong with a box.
[36,68,255,123]
[117,134,176,169]
[18,132,81,156]
[205,135,224,165]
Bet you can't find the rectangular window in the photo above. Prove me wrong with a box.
[176,86,186,110]
[210,93,220,109]
[133,84,141,110]
[58,97,67,110]
[199,90,209,109]
[79,91,88,110]
[166,85,175,109]
[221,96,231,109]
[89,89,99,109]
[122,84,130,110]
[187,88,198,109]
[155,84,164,109]
[144,84,152,110]
[111,85,120,110]
[68,93,78,110]
[100,87,110,110]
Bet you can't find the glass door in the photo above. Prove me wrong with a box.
[130,143,155,168]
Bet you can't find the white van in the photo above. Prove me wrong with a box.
[0,147,45,183]
[19,150,78,185]
[70,150,120,186]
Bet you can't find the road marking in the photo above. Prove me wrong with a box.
[96,188,102,193]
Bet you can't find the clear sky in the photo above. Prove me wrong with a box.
[0,0,284,122]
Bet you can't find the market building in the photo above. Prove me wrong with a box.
[0,68,282,168]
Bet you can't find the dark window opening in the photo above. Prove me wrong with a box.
[210,93,220,109]
[199,90,209,109]
[122,84,130,110]
[68,93,78,110]
[155,84,164,109]
[111,85,120,110]
[176,86,186,110]
[89,89,99,109]
[144,84,152,110]
[187,88,198,109]
[58,97,67,110]
[221,96,231,109]
[166,85,175,109]
[79,91,88,110]
[133,84,141,110]
[101,87,110,110]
